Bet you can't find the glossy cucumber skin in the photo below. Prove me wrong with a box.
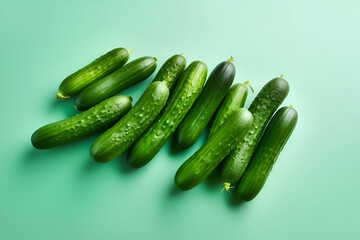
[153,54,186,90]
[220,77,290,184]
[208,83,248,138]
[57,48,129,98]
[175,61,235,148]
[90,81,169,163]
[31,95,132,149]
[174,109,254,191]
[75,56,157,111]
[236,106,298,201]
[127,61,208,168]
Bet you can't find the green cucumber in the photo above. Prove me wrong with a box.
[174,108,254,191]
[90,81,169,163]
[127,61,208,168]
[153,54,186,90]
[220,77,290,191]
[236,106,298,201]
[75,56,157,111]
[175,59,236,148]
[57,48,130,99]
[208,81,251,138]
[31,95,132,149]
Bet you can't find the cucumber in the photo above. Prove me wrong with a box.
[57,48,130,99]
[208,81,252,138]
[31,95,132,149]
[174,108,254,191]
[153,54,186,90]
[127,61,208,168]
[175,59,235,148]
[75,56,157,111]
[90,81,169,163]
[220,77,289,191]
[236,106,298,201]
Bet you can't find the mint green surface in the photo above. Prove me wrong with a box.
[1,0,359,239]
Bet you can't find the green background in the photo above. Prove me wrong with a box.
[1,0,359,239]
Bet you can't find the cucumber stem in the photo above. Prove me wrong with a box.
[128,49,133,53]
[221,182,234,193]
[244,80,255,93]
[290,104,293,108]
[56,92,69,99]
[180,53,184,56]
[227,56,234,62]
[154,57,158,61]
[280,74,284,78]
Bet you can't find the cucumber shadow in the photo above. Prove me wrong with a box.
[203,166,222,190]
[222,181,247,208]
[168,183,183,198]
[116,150,138,174]
[49,95,79,118]
[23,133,99,169]
[80,149,138,175]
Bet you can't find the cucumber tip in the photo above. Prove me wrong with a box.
[56,92,69,99]
[227,56,234,62]
[221,182,233,193]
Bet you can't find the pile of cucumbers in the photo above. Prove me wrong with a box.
[31,47,298,202]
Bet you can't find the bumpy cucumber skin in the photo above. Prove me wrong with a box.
[127,61,207,168]
[57,48,129,98]
[153,54,186,90]
[31,95,132,149]
[174,109,254,191]
[90,81,169,163]
[220,77,290,184]
[208,83,248,138]
[175,61,235,148]
[75,57,157,111]
[236,106,298,201]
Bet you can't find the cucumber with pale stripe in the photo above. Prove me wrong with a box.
[208,81,251,138]
[57,48,130,99]
[75,56,157,110]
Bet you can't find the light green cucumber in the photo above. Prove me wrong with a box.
[208,81,252,138]
[57,48,130,99]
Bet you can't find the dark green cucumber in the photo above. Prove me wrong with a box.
[208,81,251,138]
[153,54,186,90]
[31,95,132,149]
[174,108,253,191]
[57,48,130,99]
[220,77,289,190]
[90,81,169,163]
[127,61,207,168]
[236,106,298,201]
[175,59,235,148]
[75,56,157,111]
